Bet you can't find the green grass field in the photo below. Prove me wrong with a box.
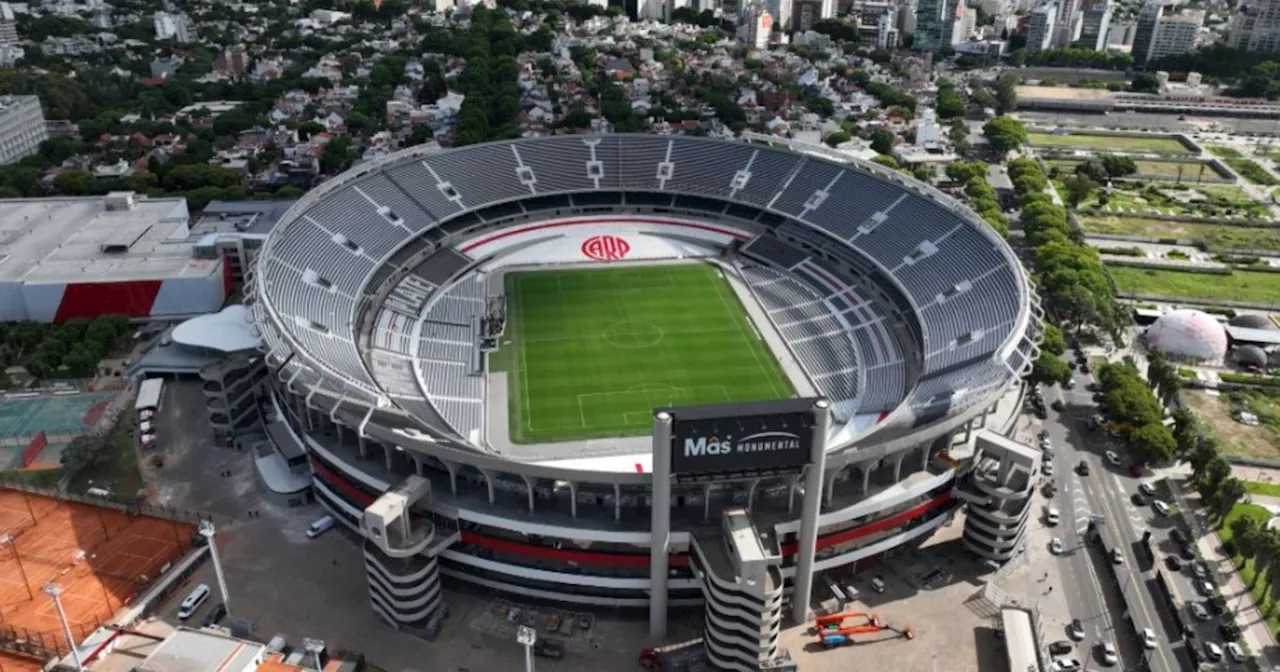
[1044,159,1230,182]
[1107,265,1280,304]
[498,264,793,443]
[1077,215,1280,252]
[1028,132,1191,154]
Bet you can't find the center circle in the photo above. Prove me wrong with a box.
[602,322,664,349]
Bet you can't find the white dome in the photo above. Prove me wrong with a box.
[1145,309,1228,362]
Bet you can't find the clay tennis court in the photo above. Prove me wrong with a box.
[0,488,194,652]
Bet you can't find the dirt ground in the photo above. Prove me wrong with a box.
[1184,390,1280,460]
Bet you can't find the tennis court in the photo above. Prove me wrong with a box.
[0,394,116,439]
[0,488,195,652]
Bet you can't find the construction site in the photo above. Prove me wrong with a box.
[0,486,198,672]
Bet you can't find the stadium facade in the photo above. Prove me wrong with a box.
[250,134,1041,669]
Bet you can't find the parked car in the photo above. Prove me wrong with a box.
[1049,641,1074,656]
[1139,482,1157,497]
[1197,580,1216,596]
[1226,642,1245,663]
[1204,641,1223,662]
[1047,508,1061,526]
[1051,538,1065,555]
[1043,461,1055,476]
[203,603,227,628]
[1098,641,1118,667]
[1152,501,1171,516]
[1131,493,1146,506]
[1077,461,1091,476]
[1105,451,1122,466]
[1140,628,1157,650]
[1165,556,1183,571]
[533,639,565,660]
[1192,563,1209,580]
[869,576,886,593]
[1051,658,1081,671]
[1110,548,1124,565]
[1069,619,1085,641]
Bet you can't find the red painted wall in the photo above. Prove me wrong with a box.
[53,280,163,322]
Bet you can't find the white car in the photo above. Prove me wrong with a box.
[1152,500,1171,516]
[1105,451,1122,466]
[1226,642,1245,663]
[1099,641,1118,667]
[1204,641,1223,662]
[1051,538,1065,554]
[1043,461,1055,476]
[1190,602,1210,621]
[1141,628,1157,650]
[1047,508,1061,526]
[1139,482,1157,497]
[870,576,886,593]
[1051,659,1082,672]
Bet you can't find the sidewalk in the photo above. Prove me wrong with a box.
[1167,477,1280,671]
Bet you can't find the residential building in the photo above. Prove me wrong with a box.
[1077,0,1112,49]
[1107,18,1135,46]
[154,10,193,42]
[792,0,822,31]
[0,2,17,46]
[764,0,793,31]
[1052,0,1081,46]
[1026,0,1058,53]
[1130,1,1162,63]
[878,11,900,46]
[1230,0,1280,53]
[0,95,47,166]
[913,0,949,50]
[1146,7,1203,62]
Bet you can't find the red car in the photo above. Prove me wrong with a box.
[1129,464,1144,477]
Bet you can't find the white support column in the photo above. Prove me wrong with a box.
[648,411,674,640]
[791,399,831,625]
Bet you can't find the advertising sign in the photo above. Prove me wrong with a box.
[667,399,819,477]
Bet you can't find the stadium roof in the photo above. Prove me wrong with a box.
[135,628,264,672]
[0,192,218,284]
[172,305,261,353]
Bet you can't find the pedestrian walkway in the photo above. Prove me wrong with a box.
[1167,477,1280,671]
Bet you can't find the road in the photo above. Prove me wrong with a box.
[1037,357,1187,672]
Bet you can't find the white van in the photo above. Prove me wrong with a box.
[306,515,335,539]
[177,584,210,620]
[85,487,111,498]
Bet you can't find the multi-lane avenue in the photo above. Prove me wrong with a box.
[1038,357,1188,672]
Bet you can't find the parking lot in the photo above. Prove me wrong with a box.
[142,382,667,671]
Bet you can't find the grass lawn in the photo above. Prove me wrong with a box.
[1029,132,1191,154]
[1218,502,1280,635]
[1045,159,1230,183]
[1068,181,1269,218]
[1208,145,1244,159]
[1245,481,1280,498]
[1107,265,1280,305]
[1077,215,1280,252]
[499,264,793,443]
[1227,158,1280,186]
[1183,390,1280,461]
[0,468,63,489]
[67,410,144,500]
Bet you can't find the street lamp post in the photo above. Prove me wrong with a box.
[517,625,536,672]
[44,583,83,672]
[199,520,232,619]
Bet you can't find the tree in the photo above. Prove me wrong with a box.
[1028,352,1072,386]
[1010,49,1027,67]
[1132,73,1162,94]
[1212,477,1248,519]
[1100,154,1138,179]
[1128,421,1175,465]
[983,116,1027,157]
[60,435,105,473]
[52,170,98,195]
[1171,408,1200,461]
[1061,174,1096,208]
[870,130,896,155]
[995,74,1018,114]
[825,131,851,147]
[935,80,966,119]
[1233,515,1262,560]
[1041,323,1067,356]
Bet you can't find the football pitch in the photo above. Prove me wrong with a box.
[498,264,794,444]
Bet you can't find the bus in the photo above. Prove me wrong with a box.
[136,378,164,420]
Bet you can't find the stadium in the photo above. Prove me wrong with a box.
[250,134,1041,668]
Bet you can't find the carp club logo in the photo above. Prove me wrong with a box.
[581,235,630,261]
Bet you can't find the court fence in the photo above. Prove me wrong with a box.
[0,478,230,528]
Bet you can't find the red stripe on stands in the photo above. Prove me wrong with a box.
[877,410,890,424]
[459,217,752,253]
[635,463,644,473]
[310,457,953,568]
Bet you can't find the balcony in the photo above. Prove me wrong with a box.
[369,515,434,558]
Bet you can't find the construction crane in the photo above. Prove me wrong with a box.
[813,611,917,648]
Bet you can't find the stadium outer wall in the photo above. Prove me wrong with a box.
[249,134,1039,643]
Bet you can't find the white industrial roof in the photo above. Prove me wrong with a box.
[172,305,261,353]
[0,193,218,284]
[137,629,264,672]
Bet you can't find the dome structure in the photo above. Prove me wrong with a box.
[1234,344,1268,368]
[1230,314,1277,330]
[1145,309,1229,362]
